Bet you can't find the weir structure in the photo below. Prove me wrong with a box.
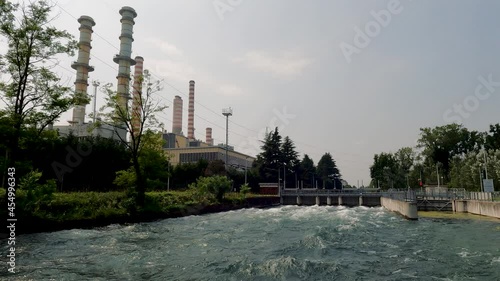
[131,56,144,138]
[187,80,195,140]
[70,16,96,125]
[113,6,137,122]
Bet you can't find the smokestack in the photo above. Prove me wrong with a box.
[187,80,195,140]
[113,6,137,119]
[172,95,183,135]
[71,16,96,125]
[131,56,143,138]
[206,127,213,146]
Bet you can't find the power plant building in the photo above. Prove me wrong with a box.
[163,80,255,168]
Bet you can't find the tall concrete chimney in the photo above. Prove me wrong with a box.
[71,16,95,125]
[187,80,195,140]
[206,127,213,146]
[172,95,183,135]
[113,6,137,119]
[131,56,143,138]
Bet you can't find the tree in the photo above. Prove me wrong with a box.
[417,124,483,180]
[255,127,283,182]
[316,152,341,189]
[370,152,398,189]
[485,123,500,151]
[299,154,316,188]
[98,70,166,206]
[0,1,79,189]
[281,136,299,188]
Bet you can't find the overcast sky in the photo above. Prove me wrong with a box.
[35,0,500,186]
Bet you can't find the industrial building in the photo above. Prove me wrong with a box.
[56,6,255,169]
[163,80,255,168]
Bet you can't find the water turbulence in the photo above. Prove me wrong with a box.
[2,206,499,280]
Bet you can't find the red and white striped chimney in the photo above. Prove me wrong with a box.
[131,56,143,138]
[187,80,195,140]
[172,95,183,135]
[206,127,213,145]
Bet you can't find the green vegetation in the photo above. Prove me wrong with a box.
[370,123,500,191]
[0,187,266,225]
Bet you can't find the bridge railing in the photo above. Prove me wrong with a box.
[280,188,381,196]
[381,189,416,202]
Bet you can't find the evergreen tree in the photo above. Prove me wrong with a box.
[299,154,316,188]
[316,153,341,189]
[281,136,300,188]
[255,127,283,182]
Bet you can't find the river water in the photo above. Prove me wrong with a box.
[2,206,500,280]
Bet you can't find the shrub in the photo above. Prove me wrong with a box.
[240,183,251,198]
[190,176,232,202]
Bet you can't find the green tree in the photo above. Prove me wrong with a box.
[98,71,166,206]
[370,152,398,189]
[114,130,170,191]
[316,153,341,189]
[485,123,500,151]
[281,136,299,188]
[0,1,79,189]
[190,175,232,202]
[299,154,316,188]
[255,127,283,182]
[417,124,483,180]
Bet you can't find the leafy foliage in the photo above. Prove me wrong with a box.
[189,176,232,202]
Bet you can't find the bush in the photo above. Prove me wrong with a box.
[18,170,57,215]
[240,183,251,198]
[190,176,232,202]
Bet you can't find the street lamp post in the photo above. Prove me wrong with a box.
[222,108,232,171]
[92,80,100,123]
[244,157,248,185]
[283,163,286,189]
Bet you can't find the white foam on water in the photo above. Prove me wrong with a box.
[491,257,500,264]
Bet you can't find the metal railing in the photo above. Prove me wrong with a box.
[280,188,381,197]
[381,189,416,202]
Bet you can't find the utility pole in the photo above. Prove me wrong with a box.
[222,108,232,171]
[484,148,489,179]
[244,157,248,185]
[283,163,286,189]
[436,163,440,187]
[479,166,483,192]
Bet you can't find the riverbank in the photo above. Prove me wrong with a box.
[0,189,280,236]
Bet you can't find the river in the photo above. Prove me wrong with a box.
[2,206,499,280]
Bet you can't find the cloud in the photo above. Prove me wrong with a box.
[233,50,313,78]
[217,84,244,97]
[145,38,183,57]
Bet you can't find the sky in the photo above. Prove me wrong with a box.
[12,0,500,186]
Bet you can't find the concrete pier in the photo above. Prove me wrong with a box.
[297,196,302,205]
[381,197,418,220]
[338,196,343,206]
[453,200,500,219]
[316,196,320,205]
[359,196,363,206]
[327,196,332,206]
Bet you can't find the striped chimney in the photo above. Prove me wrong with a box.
[187,80,195,139]
[131,56,143,138]
[113,6,137,121]
[172,95,183,135]
[71,16,95,125]
[206,127,213,146]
